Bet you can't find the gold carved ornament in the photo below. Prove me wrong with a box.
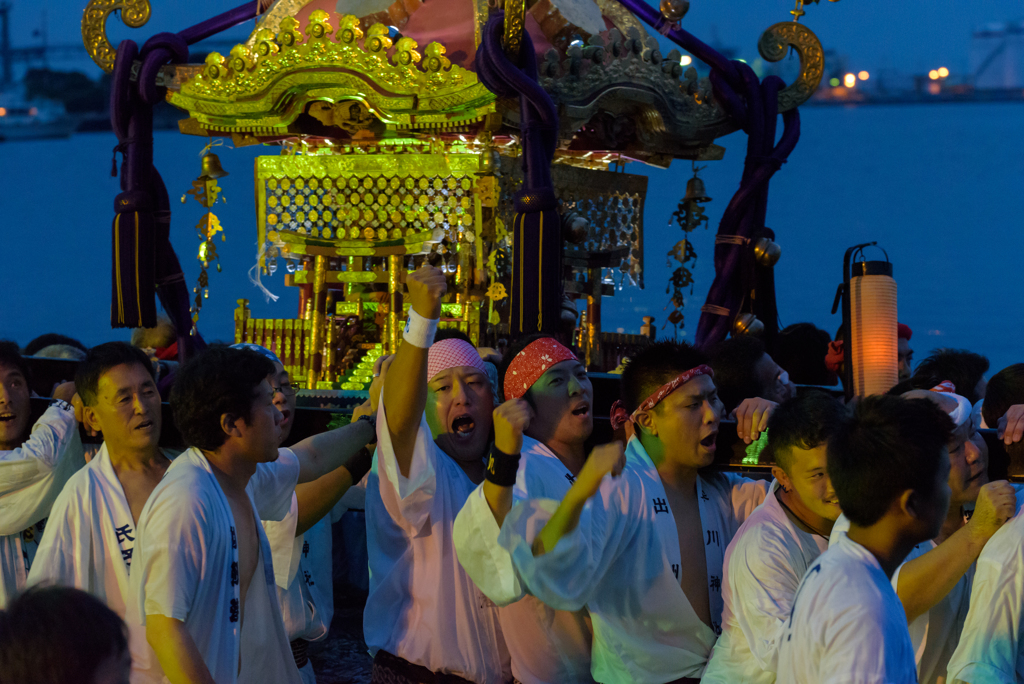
[169,11,494,135]
[757,21,825,112]
[81,0,151,73]
[503,0,527,64]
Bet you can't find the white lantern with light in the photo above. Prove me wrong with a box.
[832,243,899,399]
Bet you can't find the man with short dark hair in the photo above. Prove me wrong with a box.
[777,395,955,682]
[0,339,82,608]
[704,391,845,683]
[828,387,1014,684]
[709,336,796,413]
[494,341,771,683]
[981,362,1024,438]
[774,323,836,386]
[29,341,170,683]
[129,346,375,684]
[240,342,374,684]
[0,585,131,684]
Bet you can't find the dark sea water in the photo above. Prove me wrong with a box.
[2,102,1022,376]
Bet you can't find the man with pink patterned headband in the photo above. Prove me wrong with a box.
[364,265,511,684]
[483,341,774,683]
[454,333,617,684]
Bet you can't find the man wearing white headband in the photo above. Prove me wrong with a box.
[454,334,609,683]
[947,368,1024,684]
[829,383,1015,684]
[365,265,510,683]
[487,341,772,683]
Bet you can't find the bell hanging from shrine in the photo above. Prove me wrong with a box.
[199,153,230,180]
[683,175,711,204]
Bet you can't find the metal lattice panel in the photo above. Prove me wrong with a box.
[497,157,647,287]
[263,174,477,240]
[255,152,483,254]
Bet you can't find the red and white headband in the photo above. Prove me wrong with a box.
[629,365,715,422]
[929,380,974,429]
[504,338,578,400]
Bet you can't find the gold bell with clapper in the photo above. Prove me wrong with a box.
[198,152,229,180]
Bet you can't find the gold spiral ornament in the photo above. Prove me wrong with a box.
[81,0,152,73]
[757,21,825,112]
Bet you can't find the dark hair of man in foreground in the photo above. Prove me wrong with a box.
[0,586,130,684]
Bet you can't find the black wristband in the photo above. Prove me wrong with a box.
[485,444,521,487]
[346,446,374,483]
[356,413,378,444]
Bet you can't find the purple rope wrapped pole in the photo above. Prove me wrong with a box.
[476,13,563,336]
[110,0,264,360]
[616,0,802,351]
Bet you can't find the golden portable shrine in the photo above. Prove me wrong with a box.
[86,0,828,392]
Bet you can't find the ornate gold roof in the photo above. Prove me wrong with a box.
[166,11,495,137]
[87,0,823,163]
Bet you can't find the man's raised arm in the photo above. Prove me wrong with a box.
[290,413,376,484]
[382,265,446,478]
[894,479,1016,622]
[292,401,376,535]
[147,615,216,684]
[532,443,625,556]
[481,398,534,526]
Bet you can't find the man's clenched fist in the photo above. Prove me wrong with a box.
[968,480,1018,544]
[493,399,534,455]
[576,442,627,500]
[406,265,447,319]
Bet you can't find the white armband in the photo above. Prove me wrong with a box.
[403,308,439,349]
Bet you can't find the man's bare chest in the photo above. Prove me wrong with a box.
[226,495,259,607]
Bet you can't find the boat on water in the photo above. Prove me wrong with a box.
[0,94,74,141]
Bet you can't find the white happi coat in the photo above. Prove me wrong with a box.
[0,400,83,607]
[947,490,1024,684]
[831,513,972,684]
[27,443,176,684]
[263,493,334,684]
[454,435,594,684]
[497,436,767,683]
[702,482,829,684]
[364,403,511,684]
[129,447,302,684]
[777,531,918,684]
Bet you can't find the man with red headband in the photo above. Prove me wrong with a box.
[454,333,612,683]
[487,341,770,683]
[898,323,914,381]
[365,265,510,683]
[826,322,914,385]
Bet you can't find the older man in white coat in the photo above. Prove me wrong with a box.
[29,342,172,684]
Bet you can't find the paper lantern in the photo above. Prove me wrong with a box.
[849,260,898,396]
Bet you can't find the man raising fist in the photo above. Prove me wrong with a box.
[365,265,511,683]
[461,341,772,684]
[455,334,604,683]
